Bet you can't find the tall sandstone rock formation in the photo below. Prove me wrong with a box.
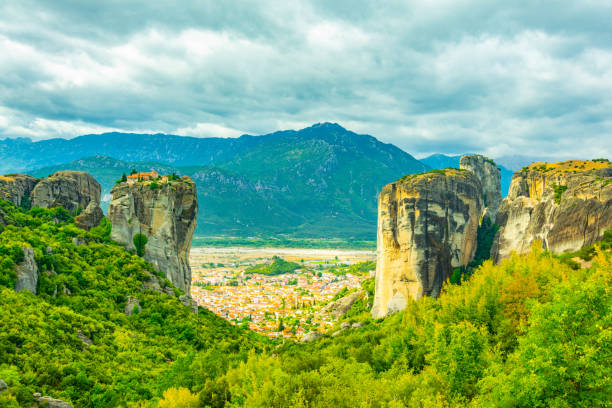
[460,155,502,221]
[1,171,103,231]
[31,171,101,214]
[371,169,483,319]
[0,174,39,207]
[492,160,612,261]
[109,177,198,292]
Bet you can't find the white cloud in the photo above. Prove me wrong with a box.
[174,122,244,138]
[0,1,610,159]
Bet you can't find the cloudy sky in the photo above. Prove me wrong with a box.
[1,0,611,159]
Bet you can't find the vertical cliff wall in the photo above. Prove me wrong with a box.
[460,154,502,221]
[492,160,612,261]
[0,174,39,207]
[371,169,483,319]
[108,177,198,293]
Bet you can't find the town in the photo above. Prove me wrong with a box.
[189,247,375,339]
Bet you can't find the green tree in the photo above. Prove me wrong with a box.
[133,233,148,257]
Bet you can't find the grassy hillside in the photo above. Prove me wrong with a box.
[30,124,428,240]
[0,200,267,407]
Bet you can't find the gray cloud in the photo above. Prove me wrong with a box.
[0,0,611,159]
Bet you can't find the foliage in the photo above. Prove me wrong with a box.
[157,387,199,408]
[244,256,300,275]
[0,200,267,407]
[328,260,376,276]
[555,229,612,268]
[133,233,148,257]
[552,183,568,204]
[1,197,610,407]
[212,244,611,407]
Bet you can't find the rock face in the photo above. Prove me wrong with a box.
[75,202,104,230]
[300,331,323,343]
[0,173,38,207]
[109,177,198,292]
[492,160,612,261]
[371,169,483,319]
[124,297,141,316]
[31,171,101,214]
[460,155,502,221]
[15,246,38,294]
[319,291,362,319]
[33,393,73,408]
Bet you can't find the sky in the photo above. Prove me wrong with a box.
[0,0,611,159]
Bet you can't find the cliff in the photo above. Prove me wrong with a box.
[371,169,482,318]
[15,246,38,294]
[0,174,38,207]
[108,177,198,292]
[30,171,101,214]
[460,154,502,221]
[492,160,612,261]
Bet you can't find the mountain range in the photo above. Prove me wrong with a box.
[1,123,538,240]
[24,123,428,239]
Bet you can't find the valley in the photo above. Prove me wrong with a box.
[189,247,375,339]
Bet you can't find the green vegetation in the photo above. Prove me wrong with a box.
[133,233,148,257]
[328,260,376,276]
[556,229,612,269]
[552,183,568,204]
[244,256,300,275]
[0,200,267,407]
[212,245,611,407]
[1,198,610,407]
[191,236,376,250]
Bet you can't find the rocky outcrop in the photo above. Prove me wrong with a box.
[319,291,362,319]
[15,246,38,294]
[124,297,141,316]
[109,176,198,293]
[75,202,104,230]
[371,169,483,319]
[0,378,7,393]
[0,174,38,207]
[33,393,73,408]
[31,171,101,214]
[492,160,612,261]
[460,155,502,221]
[300,331,323,343]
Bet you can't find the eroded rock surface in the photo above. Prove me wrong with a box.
[75,202,104,230]
[0,173,38,207]
[492,160,612,261]
[15,246,38,294]
[109,176,198,292]
[319,290,362,319]
[31,171,101,214]
[371,169,483,319]
[460,154,502,221]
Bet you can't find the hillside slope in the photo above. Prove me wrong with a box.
[29,123,429,239]
[0,201,266,407]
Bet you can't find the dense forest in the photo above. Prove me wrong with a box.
[0,199,610,407]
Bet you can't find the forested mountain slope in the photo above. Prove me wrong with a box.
[29,123,428,239]
[0,201,267,407]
